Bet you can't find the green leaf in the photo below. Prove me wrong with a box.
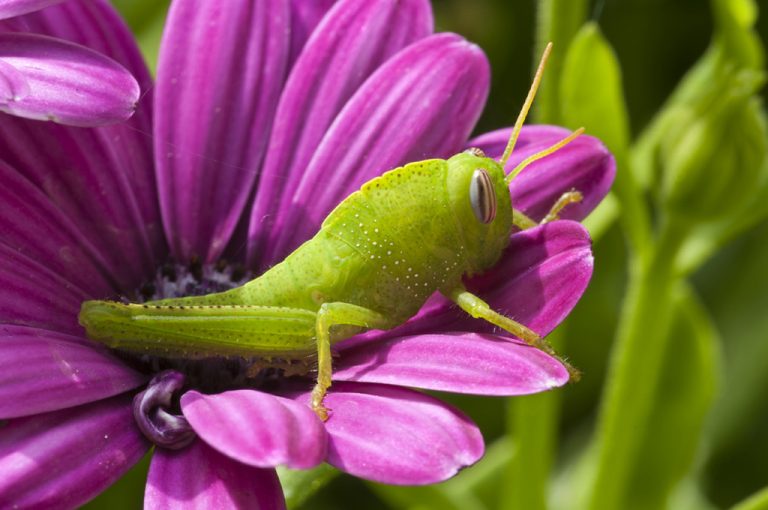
[277,464,339,509]
[559,23,630,157]
[560,22,652,255]
[532,0,590,123]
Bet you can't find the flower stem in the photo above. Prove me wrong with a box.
[502,326,565,510]
[585,217,688,510]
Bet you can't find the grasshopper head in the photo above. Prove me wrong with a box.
[446,149,513,276]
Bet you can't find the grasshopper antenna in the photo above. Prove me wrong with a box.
[504,127,585,185]
[499,42,586,185]
[499,42,552,169]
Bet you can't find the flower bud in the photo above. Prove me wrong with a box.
[659,70,767,222]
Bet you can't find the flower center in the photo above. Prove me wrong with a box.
[135,257,250,302]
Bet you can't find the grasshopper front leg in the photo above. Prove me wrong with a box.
[312,302,394,421]
[512,190,584,230]
[445,286,580,381]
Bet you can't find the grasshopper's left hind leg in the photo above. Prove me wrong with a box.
[445,286,580,380]
[312,302,393,420]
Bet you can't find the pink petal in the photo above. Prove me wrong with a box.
[0,243,86,334]
[155,0,290,263]
[248,0,433,268]
[0,58,28,101]
[0,158,120,298]
[181,389,327,470]
[0,394,149,509]
[334,332,568,394]
[288,382,483,484]
[0,0,64,19]
[254,32,489,267]
[287,0,336,65]
[0,0,164,278]
[0,33,139,125]
[146,440,286,510]
[0,325,147,419]
[468,125,616,222]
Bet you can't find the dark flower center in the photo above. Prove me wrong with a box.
[122,259,307,447]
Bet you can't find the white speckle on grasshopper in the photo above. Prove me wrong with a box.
[79,43,584,421]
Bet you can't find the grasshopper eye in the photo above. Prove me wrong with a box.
[469,168,496,224]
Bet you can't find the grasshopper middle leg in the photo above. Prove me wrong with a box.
[312,302,393,420]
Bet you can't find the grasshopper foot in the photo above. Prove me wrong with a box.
[311,384,331,421]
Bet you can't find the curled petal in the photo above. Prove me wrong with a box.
[248,0,433,267]
[133,371,195,450]
[335,332,568,394]
[258,32,489,266]
[0,33,139,125]
[155,0,290,262]
[468,125,616,222]
[181,389,327,470]
[0,325,147,419]
[146,440,286,510]
[0,394,149,509]
[288,382,483,484]
[0,0,64,19]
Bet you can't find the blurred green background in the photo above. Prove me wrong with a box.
[85,1,768,509]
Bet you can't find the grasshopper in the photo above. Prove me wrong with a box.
[80,44,584,420]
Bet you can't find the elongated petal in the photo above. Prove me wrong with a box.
[0,395,149,509]
[0,159,120,298]
[155,0,290,263]
[181,389,326,470]
[468,125,616,222]
[334,332,568,394]
[0,325,146,419]
[146,440,286,510]
[255,32,489,267]
[0,58,27,101]
[0,0,64,19]
[0,0,165,275]
[288,382,483,484]
[345,220,593,344]
[0,33,139,125]
[287,0,336,65]
[248,0,432,266]
[0,243,86,334]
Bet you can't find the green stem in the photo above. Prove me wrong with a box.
[732,486,768,510]
[502,388,561,510]
[586,218,688,510]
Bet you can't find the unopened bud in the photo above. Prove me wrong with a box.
[660,70,767,222]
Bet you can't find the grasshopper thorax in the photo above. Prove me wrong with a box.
[445,151,513,277]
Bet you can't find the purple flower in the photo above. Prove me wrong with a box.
[0,0,139,125]
[0,0,615,508]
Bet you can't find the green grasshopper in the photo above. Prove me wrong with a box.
[80,44,584,420]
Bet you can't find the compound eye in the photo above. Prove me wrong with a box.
[469,168,497,224]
